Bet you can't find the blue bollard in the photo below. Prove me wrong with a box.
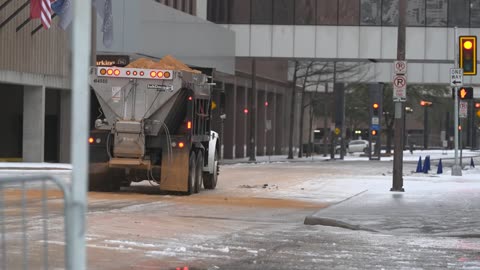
[416,156,423,173]
[437,159,443,174]
[426,155,431,171]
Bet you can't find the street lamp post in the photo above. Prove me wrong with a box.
[420,101,433,149]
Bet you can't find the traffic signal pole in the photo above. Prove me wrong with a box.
[391,0,406,192]
[453,27,462,176]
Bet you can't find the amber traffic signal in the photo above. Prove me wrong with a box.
[420,100,432,107]
[372,103,379,116]
[460,36,477,75]
[371,130,378,136]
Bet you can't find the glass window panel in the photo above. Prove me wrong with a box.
[426,0,447,26]
[338,0,360,25]
[360,0,381,25]
[273,0,294,25]
[229,0,250,24]
[295,0,316,25]
[407,0,425,26]
[448,0,469,27]
[471,0,480,27]
[382,0,399,26]
[252,0,273,24]
[317,0,338,25]
[207,0,228,24]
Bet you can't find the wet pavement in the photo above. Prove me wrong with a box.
[1,154,480,269]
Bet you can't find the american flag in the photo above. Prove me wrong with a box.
[30,0,52,29]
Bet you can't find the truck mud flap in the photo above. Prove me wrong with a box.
[159,145,190,192]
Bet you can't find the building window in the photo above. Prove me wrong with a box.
[407,0,425,26]
[251,0,273,24]
[207,0,228,23]
[273,0,294,25]
[360,0,381,25]
[448,0,469,27]
[426,0,447,26]
[229,0,250,24]
[295,0,316,25]
[382,0,399,26]
[471,0,480,27]
[338,0,360,25]
[317,0,338,25]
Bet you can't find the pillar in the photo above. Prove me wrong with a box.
[223,83,236,159]
[59,90,71,163]
[23,85,45,162]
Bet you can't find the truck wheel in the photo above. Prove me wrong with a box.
[203,151,218,190]
[187,152,197,195]
[194,150,204,193]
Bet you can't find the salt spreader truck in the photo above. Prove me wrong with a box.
[87,62,219,194]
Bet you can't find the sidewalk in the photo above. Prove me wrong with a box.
[0,149,479,170]
[305,166,480,237]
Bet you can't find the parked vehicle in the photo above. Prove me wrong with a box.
[347,140,375,154]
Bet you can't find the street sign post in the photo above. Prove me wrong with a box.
[450,68,464,87]
[393,74,407,102]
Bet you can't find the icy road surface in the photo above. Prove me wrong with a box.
[0,152,479,269]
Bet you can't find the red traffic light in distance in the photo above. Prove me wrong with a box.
[475,103,480,109]
[243,108,249,114]
[264,101,269,107]
[372,103,379,109]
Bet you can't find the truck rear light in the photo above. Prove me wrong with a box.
[99,68,107,75]
[157,71,164,78]
[126,71,131,75]
[150,71,157,78]
[140,71,145,76]
[187,121,192,129]
[88,137,94,144]
[114,69,120,76]
[133,71,138,76]
[107,69,113,75]
[178,142,185,148]
[164,72,171,78]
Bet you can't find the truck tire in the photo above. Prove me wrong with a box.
[187,152,197,195]
[194,150,204,193]
[203,151,218,190]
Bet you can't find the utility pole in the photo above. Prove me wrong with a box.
[249,59,256,161]
[452,27,462,176]
[391,0,406,192]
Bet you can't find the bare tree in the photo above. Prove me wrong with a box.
[294,61,370,158]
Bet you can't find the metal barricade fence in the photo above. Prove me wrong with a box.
[0,175,72,269]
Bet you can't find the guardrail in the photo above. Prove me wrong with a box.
[0,175,72,269]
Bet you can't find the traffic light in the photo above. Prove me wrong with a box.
[420,100,433,107]
[243,108,249,114]
[372,103,379,116]
[460,36,477,75]
[458,87,474,100]
[476,102,480,118]
[371,129,378,137]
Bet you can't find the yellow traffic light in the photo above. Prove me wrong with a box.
[460,36,477,75]
[460,88,467,99]
[464,41,473,50]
